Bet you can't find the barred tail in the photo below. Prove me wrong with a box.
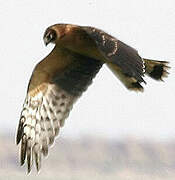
[143,59,170,81]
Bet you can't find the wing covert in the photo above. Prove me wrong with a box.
[83,27,146,89]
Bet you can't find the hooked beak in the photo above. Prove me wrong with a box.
[44,37,50,46]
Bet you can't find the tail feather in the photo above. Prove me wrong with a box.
[143,59,170,81]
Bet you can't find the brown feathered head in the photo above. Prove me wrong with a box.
[43,24,79,46]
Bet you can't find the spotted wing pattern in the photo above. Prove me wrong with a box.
[16,83,76,173]
[83,27,146,90]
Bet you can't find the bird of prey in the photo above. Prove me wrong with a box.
[16,24,170,173]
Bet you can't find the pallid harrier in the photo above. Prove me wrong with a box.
[16,24,170,173]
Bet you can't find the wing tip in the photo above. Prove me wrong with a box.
[128,82,144,92]
[27,139,33,174]
[20,134,27,166]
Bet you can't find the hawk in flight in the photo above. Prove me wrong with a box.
[16,24,169,173]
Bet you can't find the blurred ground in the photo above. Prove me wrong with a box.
[1,135,175,180]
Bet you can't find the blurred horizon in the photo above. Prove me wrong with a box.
[1,135,175,180]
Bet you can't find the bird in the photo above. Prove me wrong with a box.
[16,23,170,173]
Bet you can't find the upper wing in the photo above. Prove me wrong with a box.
[83,27,146,91]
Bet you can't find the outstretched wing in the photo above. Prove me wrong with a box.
[16,47,103,173]
[83,27,146,91]
[16,83,76,173]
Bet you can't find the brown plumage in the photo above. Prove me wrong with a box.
[16,23,170,173]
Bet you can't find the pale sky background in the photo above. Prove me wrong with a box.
[0,0,175,141]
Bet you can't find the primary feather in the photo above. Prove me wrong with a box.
[17,84,76,172]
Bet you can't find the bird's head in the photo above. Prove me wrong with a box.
[43,24,103,60]
[43,28,57,46]
[43,24,78,46]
